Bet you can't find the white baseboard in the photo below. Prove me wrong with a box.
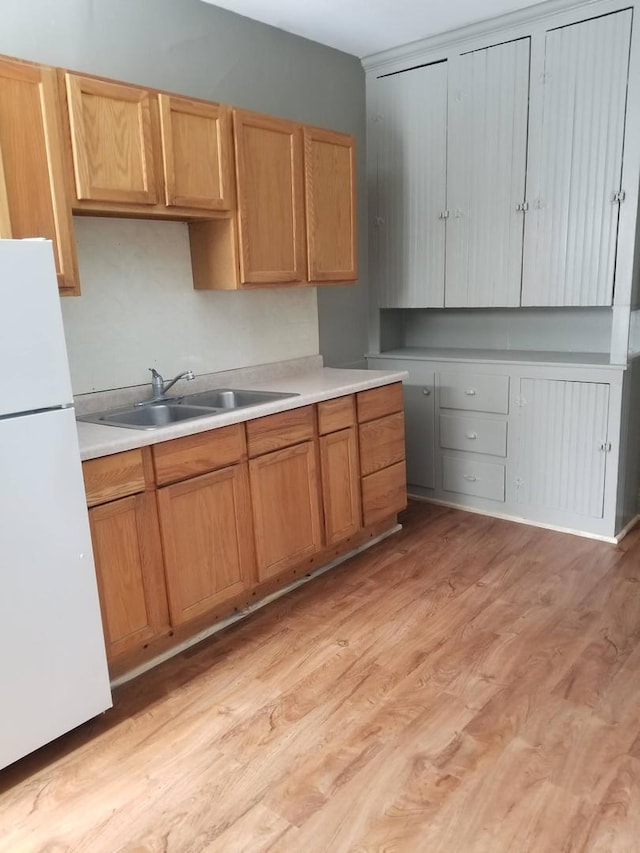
[408,491,638,544]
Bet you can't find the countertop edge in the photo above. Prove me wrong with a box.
[77,368,408,461]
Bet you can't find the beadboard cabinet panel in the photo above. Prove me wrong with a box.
[374,61,447,308]
[515,378,610,518]
[446,38,530,307]
[522,10,632,306]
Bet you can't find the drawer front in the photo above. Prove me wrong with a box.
[246,405,315,457]
[153,423,245,485]
[318,395,356,435]
[441,455,505,502]
[83,448,149,506]
[357,382,403,423]
[362,460,407,526]
[439,414,507,458]
[439,372,509,414]
[359,412,405,476]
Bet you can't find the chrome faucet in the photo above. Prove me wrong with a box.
[148,368,196,401]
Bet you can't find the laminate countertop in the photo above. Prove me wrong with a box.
[76,367,407,461]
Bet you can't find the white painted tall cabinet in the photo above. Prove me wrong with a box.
[366,0,640,540]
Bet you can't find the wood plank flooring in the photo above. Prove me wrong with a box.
[3,501,640,851]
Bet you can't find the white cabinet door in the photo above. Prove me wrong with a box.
[374,61,447,308]
[446,38,530,308]
[403,380,435,489]
[515,378,610,519]
[522,10,632,306]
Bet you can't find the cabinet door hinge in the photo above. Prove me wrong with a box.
[611,190,626,204]
[516,201,529,212]
[599,441,612,452]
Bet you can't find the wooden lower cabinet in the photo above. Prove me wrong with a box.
[249,441,323,581]
[319,427,361,545]
[88,492,168,662]
[157,464,255,626]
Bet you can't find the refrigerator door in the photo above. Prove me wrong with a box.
[0,239,73,416]
[0,407,112,770]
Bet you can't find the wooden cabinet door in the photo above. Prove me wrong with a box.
[373,61,447,308]
[304,127,357,282]
[233,109,305,284]
[0,58,78,294]
[522,11,632,306]
[157,464,255,626]
[249,441,322,581]
[89,492,168,662]
[445,38,530,307]
[320,427,361,546]
[65,73,158,205]
[158,94,232,211]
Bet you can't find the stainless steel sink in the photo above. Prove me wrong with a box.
[184,388,299,409]
[78,388,299,430]
[79,402,221,430]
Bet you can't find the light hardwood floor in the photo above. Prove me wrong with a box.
[3,501,640,852]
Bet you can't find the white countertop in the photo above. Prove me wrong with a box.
[77,367,407,461]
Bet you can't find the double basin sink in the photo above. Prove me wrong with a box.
[79,388,299,430]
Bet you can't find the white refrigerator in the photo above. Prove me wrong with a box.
[0,239,112,770]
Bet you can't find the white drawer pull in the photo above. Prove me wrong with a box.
[465,389,477,396]
[465,432,478,440]
[463,474,479,482]
[422,387,431,396]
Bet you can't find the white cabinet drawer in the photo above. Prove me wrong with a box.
[439,372,509,414]
[441,455,505,502]
[439,414,507,457]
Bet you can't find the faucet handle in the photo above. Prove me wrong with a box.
[149,367,163,381]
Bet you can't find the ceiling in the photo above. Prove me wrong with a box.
[201,0,545,57]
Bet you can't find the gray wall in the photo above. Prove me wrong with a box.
[0,0,368,368]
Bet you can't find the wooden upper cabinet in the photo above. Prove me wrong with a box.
[0,57,78,294]
[304,127,357,282]
[233,109,305,285]
[158,94,232,211]
[64,72,158,205]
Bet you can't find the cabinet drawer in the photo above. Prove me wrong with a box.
[439,414,507,457]
[357,383,403,423]
[362,461,407,526]
[153,423,245,485]
[441,455,505,502]
[439,372,509,414]
[246,406,314,457]
[83,448,150,506]
[359,412,405,476]
[318,395,356,435]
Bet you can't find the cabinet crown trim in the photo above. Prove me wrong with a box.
[363,0,620,73]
